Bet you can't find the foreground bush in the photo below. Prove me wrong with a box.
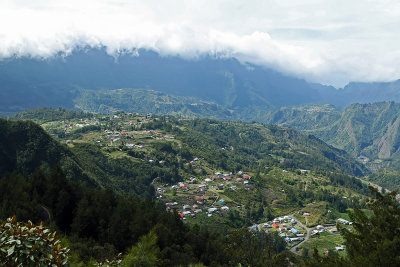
[0,216,69,266]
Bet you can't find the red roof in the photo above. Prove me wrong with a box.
[243,175,249,179]
[197,198,204,201]
[121,132,126,135]
[272,223,279,228]
[178,212,185,218]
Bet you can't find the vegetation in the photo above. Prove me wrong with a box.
[13,107,93,124]
[305,187,400,266]
[0,216,69,266]
[267,102,400,173]
[1,108,392,266]
[300,232,345,257]
[0,167,290,266]
[74,88,233,120]
[367,168,400,191]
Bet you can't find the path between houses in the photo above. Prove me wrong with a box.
[289,215,311,254]
[210,189,219,206]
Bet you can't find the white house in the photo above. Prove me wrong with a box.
[208,208,218,213]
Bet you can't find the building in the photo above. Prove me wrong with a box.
[291,228,300,234]
[338,218,350,225]
[208,208,218,213]
[197,198,205,204]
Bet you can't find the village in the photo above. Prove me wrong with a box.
[153,167,253,220]
[39,112,355,254]
[153,164,351,254]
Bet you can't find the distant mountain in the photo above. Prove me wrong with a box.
[266,102,400,171]
[74,88,234,119]
[264,104,341,131]
[0,48,336,116]
[336,80,400,106]
[305,80,400,107]
[2,48,400,119]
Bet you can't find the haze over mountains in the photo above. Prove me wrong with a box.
[1,48,400,117]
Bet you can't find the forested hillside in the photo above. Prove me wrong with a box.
[266,102,400,172]
[74,88,234,119]
[11,108,368,177]
[0,118,162,198]
[0,118,90,184]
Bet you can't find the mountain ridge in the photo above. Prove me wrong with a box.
[266,101,400,171]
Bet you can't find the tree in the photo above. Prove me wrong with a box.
[122,230,159,267]
[304,186,400,266]
[339,186,400,266]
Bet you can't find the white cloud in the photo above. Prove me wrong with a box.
[1,0,400,87]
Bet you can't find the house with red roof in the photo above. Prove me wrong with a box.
[197,198,205,204]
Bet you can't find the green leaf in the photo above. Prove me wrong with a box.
[7,245,14,256]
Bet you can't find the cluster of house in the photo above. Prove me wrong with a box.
[104,130,127,143]
[311,225,328,236]
[252,216,306,243]
[164,201,230,220]
[205,172,252,187]
[157,170,255,220]
[168,171,252,192]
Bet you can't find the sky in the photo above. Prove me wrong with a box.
[1,0,400,87]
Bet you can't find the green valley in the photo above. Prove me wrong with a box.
[0,107,382,265]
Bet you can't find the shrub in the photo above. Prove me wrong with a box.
[0,216,69,266]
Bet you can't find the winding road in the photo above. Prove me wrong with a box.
[289,215,311,254]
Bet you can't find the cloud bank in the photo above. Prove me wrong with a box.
[1,0,400,87]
